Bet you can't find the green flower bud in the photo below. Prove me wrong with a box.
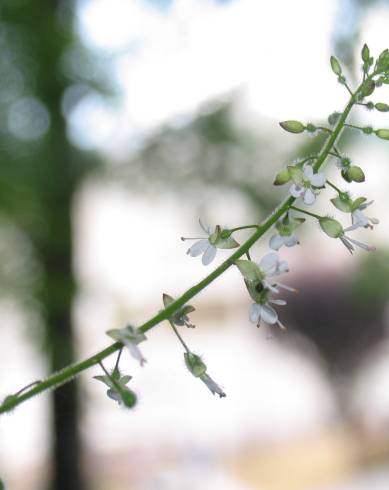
[360,79,375,97]
[279,120,305,134]
[375,103,389,112]
[273,168,291,186]
[330,56,342,76]
[366,101,374,110]
[184,352,207,377]
[306,123,317,133]
[362,126,373,135]
[362,44,370,63]
[341,168,352,183]
[121,389,137,408]
[287,165,304,184]
[347,166,365,183]
[328,112,341,126]
[319,217,343,238]
[375,128,389,140]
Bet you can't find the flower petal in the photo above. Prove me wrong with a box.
[289,184,304,198]
[200,373,226,398]
[260,304,278,325]
[249,303,261,323]
[269,234,285,250]
[188,239,209,257]
[352,209,369,228]
[202,244,217,265]
[259,252,279,275]
[284,234,299,247]
[269,299,287,305]
[303,188,316,205]
[303,165,314,180]
[309,172,326,187]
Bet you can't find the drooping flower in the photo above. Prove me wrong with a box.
[94,369,136,407]
[106,325,147,366]
[269,214,305,250]
[331,194,379,229]
[182,220,239,266]
[184,352,226,398]
[319,217,376,254]
[163,293,196,328]
[288,165,326,205]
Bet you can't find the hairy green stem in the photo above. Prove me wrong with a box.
[0,79,361,415]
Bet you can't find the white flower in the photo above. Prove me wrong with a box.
[289,165,326,205]
[106,325,147,366]
[340,226,376,254]
[258,252,295,292]
[183,220,239,266]
[94,372,133,405]
[199,373,226,398]
[249,298,287,329]
[351,200,379,229]
[269,233,299,250]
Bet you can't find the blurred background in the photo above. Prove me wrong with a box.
[1,1,389,489]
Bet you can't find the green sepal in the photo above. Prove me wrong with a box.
[375,103,389,112]
[162,293,174,307]
[319,217,343,238]
[184,352,207,377]
[348,198,366,213]
[106,325,146,345]
[375,128,389,140]
[120,389,137,408]
[215,235,239,249]
[341,168,352,183]
[244,279,268,304]
[181,305,195,316]
[330,56,342,76]
[235,259,264,282]
[273,168,291,186]
[330,195,352,213]
[287,165,304,184]
[279,120,305,134]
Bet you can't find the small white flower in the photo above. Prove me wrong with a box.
[249,298,287,329]
[106,325,147,366]
[351,201,379,229]
[200,373,226,398]
[269,233,299,250]
[289,165,326,205]
[183,220,239,266]
[340,226,376,254]
[94,372,133,405]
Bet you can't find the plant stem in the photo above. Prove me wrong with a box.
[0,76,361,416]
[168,321,190,352]
[290,206,322,220]
[326,180,342,194]
[229,225,259,232]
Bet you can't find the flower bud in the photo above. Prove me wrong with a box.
[375,128,389,140]
[279,120,305,134]
[330,56,342,76]
[273,168,291,186]
[360,80,375,97]
[184,352,207,377]
[375,103,389,112]
[120,389,137,408]
[362,126,373,135]
[347,166,365,182]
[306,123,317,133]
[362,44,370,63]
[319,217,343,238]
[328,112,341,126]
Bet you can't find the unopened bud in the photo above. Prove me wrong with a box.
[279,120,305,134]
